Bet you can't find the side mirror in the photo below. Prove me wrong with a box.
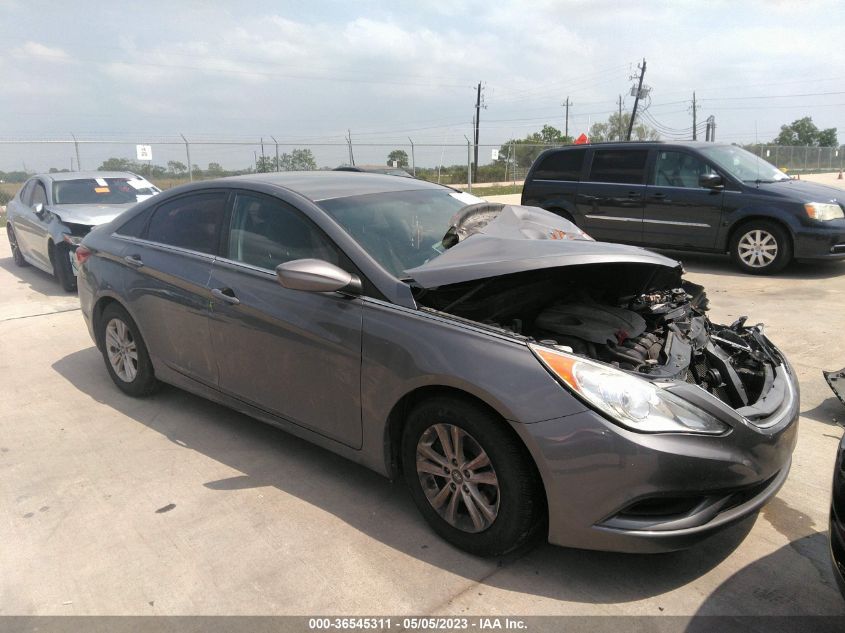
[33,202,45,217]
[276,259,362,296]
[699,173,724,190]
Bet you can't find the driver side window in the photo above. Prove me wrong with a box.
[653,152,716,188]
[227,193,339,270]
[31,181,48,207]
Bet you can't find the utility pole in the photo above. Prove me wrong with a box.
[71,133,81,171]
[408,137,415,177]
[346,129,355,166]
[473,81,483,182]
[627,58,647,141]
[180,133,192,181]
[270,135,280,172]
[562,96,571,139]
[617,95,623,141]
[691,92,698,140]
[260,137,266,171]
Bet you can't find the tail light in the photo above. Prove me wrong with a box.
[75,245,92,266]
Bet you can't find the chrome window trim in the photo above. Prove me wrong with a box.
[112,234,216,262]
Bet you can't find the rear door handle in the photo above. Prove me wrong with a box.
[124,255,144,268]
[211,287,241,305]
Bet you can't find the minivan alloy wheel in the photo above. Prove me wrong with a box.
[416,423,500,533]
[737,229,778,268]
[105,318,139,382]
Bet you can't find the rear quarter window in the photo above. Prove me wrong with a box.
[531,149,586,181]
[588,150,649,185]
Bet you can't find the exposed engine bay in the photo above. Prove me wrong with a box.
[413,263,783,410]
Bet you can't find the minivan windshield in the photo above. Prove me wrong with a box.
[698,145,790,183]
[318,189,480,277]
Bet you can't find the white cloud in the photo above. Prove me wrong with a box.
[12,41,70,62]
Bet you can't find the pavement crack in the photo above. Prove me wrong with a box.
[0,307,81,323]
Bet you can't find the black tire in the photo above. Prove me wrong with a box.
[729,220,792,275]
[401,396,545,557]
[98,303,160,397]
[6,224,28,267]
[53,242,78,291]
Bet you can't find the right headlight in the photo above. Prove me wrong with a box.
[804,202,844,221]
[530,344,728,435]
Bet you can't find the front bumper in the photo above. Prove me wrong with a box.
[514,357,800,553]
[793,220,845,261]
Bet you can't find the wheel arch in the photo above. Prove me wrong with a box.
[383,386,546,507]
[91,295,128,351]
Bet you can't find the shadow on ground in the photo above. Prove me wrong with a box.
[50,346,841,610]
[0,254,68,298]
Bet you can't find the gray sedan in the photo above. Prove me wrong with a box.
[76,172,798,556]
[5,171,160,290]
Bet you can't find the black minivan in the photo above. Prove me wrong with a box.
[521,141,845,274]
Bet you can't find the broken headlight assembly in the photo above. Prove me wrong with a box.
[531,344,728,435]
[804,202,845,221]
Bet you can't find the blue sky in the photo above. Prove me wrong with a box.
[2,0,844,170]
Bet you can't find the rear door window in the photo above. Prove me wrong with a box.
[146,192,227,255]
[532,149,586,181]
[588,150,649,185]
[19,180,35,205]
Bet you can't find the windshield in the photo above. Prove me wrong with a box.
[698,145,790,183]
[318,189,481,277]
[52,177,161,204]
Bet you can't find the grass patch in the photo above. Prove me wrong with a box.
[455,184,523,196]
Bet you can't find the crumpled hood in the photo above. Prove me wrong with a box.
[405,204,680,288]
[50,203,137,226]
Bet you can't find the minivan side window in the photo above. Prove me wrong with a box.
[146,192,227,255]
[653,151,717,188]
[226,193,340,270]
[588,150,649,185]
[533,149,587,181]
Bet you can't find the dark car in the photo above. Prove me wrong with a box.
[832,432,845,599]
[521,141,845,274]
[76,172,798,556]
[334,165,414,177]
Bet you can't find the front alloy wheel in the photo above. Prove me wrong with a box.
[416,423,500,533]
[730,220,792,275]
[402,397,545,557]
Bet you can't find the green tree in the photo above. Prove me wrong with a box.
[497,124,574,169]
[98,157,136,171]
[255,155,276,173]
[167,160,187,176]
[774,117,838,147]
[206,162,226,177]
[589,112,659,142]
[387,149,409,167]
[279,148,317,171]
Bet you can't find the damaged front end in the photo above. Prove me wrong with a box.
[408,204,794,425]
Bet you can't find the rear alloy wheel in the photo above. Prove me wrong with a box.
[98,303,159,397]
[402,397,545,557]
[6,225,28,267]
[730,221,792,275]
[53,242,77,292]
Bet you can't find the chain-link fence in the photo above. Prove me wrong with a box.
[741,144,845,175]
[3,137,843,201]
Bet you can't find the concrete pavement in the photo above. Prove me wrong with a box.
[1,230,844,616]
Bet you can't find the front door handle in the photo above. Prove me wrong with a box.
[650,192,668,200]
[211,287,241,305]
[124,254,144,268]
